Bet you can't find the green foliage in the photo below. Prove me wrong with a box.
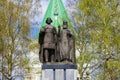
[0,0,32,79]
[76,0,120,79]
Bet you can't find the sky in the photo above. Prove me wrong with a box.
[30,0,78,39]
[30,0,49,39]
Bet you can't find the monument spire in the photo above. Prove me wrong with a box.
[40,0,75,32]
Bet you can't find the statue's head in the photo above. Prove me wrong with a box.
[46,17,53,24]
[63,20,68,29]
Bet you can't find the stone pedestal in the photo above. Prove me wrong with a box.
[55,69,64,80]
[41,64,77,80]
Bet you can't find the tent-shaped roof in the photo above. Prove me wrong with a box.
[40,0,75,33]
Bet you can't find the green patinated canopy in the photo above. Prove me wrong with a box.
[40,0,76,34]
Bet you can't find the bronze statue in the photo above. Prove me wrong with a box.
[58,21,76,63]
[39,18,57,63]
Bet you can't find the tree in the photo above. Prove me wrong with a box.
[0,0,32,80]
[76,0,120,80]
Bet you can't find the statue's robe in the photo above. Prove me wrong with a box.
[39,25,57,63]
[59,27,76,63]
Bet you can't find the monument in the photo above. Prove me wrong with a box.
[39,18,77,80]
[38,0,77,80]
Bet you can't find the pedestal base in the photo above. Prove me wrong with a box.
[41,64,77,80]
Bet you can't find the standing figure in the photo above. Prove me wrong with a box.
[39,18,57,63]
[59,21,76,63]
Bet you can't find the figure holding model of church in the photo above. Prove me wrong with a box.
[58,21,76,63]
